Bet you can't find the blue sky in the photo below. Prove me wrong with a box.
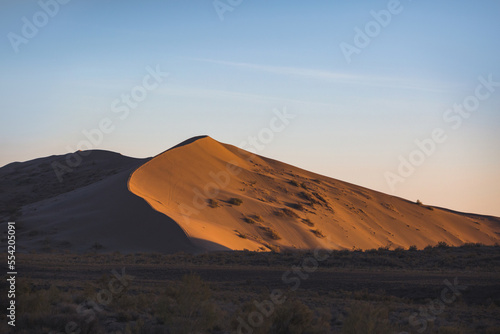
[1,0,499,216]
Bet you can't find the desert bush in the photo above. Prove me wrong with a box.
[462,242,483,248]
[416,199,423,205]
[312,192,328,204]
[298,191,318,204]
[208,198,219,208]
[408,245,418,251]
[289,180,300,187]
[252,214,264,222]
[155,273,221,334]
[233,299,330,334]
[260,226,281,240]
[437,241,449,249]
[378,244,391,251]
[423,245,435,252]
[270,299,330,334]
[311,229,325,238]
[302,218,314,227]
[236,231,248,239]
[244,217,256,224]
[229,198,243,206]
[275,208,300,218]
[290,203,306,211]
[341,302,395,334]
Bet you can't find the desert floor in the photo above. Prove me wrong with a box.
[3,244,500,333]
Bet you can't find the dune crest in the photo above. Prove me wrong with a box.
[128,136,500,252]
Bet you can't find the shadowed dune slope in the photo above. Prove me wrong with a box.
[129,136,500,252]
[15,155,201,253]
[0,150,144,220]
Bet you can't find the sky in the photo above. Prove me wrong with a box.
[1,0,499,216]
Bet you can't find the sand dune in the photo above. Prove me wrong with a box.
[12,151,200,253]
[129,136,500,252]
[0,150,145,220]
[6,136,500,253]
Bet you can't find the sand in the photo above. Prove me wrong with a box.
[7,136,500,253]
[128,136,500,252]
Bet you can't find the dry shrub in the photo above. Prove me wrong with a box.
[311,229,325,238]
[274,208,299,218]
[155,273,221,334]
[233,298,330,334]
[229,198,243,206]
[244,217,256,224]
[260,226,281,240]
[207,198,219,208]
[341,302,395,334]
[302,219,314,227]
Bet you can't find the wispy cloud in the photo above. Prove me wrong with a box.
[193,58,453,93]
[157,84,339,108]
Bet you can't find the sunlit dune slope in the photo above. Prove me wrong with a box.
[129,136,500,252]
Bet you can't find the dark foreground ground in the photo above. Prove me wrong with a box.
[1,244,500,333]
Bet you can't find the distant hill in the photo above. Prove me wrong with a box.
[0,150,148,220]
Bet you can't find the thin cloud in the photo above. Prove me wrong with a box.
[193,58,453,93]
[157,85,339,108]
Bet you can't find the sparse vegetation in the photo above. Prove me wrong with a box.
[243,217,256,224]
[312,191,328,204]
[236,231,248,239]
[289,180,300,187]
[10,245,500,333]
[251,214,264,222]
[341,302,395,334]
[298,191,318,204]
[302,218,315,227]
[290,202,305,211]
[234,298,330,334]
[416,199,423,205]
[274,207,300,218]
[229,197,243,206]
[437,241,449,248]
[155,273,221,333]
[260,226,281,240]
[311,229,325,238]
[207,198,219,208]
